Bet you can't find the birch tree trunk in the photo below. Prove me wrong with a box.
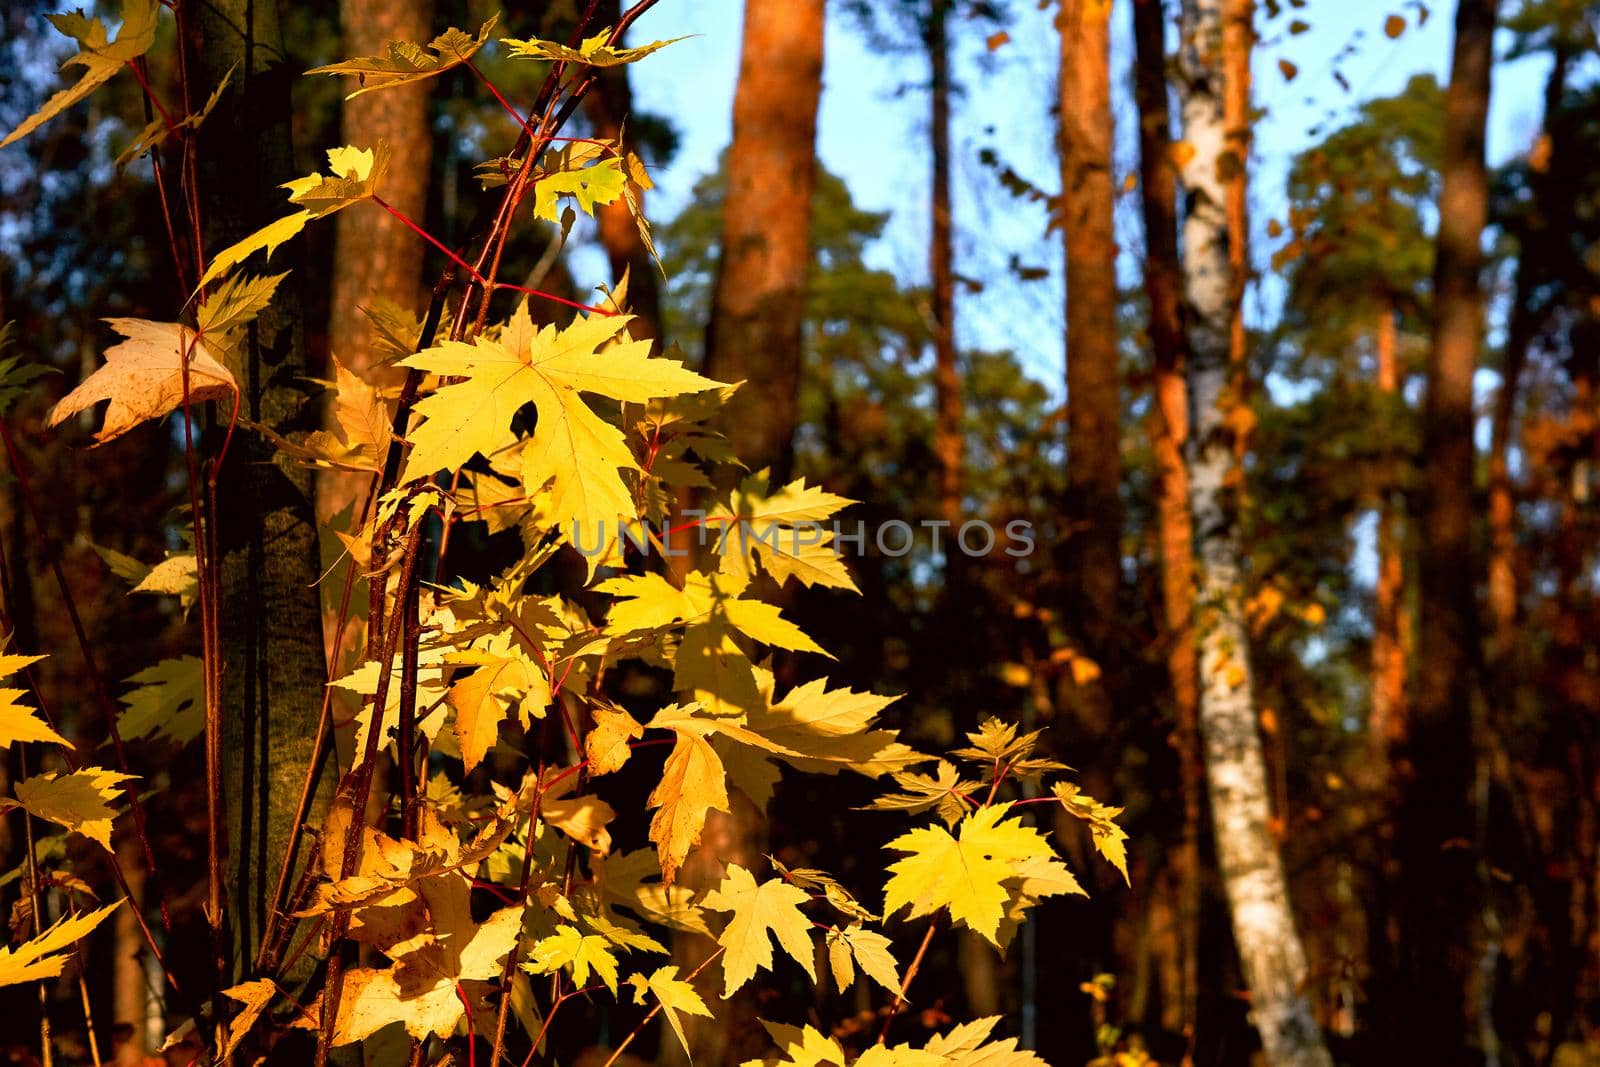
[1176,0,1332,1061]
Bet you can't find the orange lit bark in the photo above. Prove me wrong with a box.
[701,0,825,486]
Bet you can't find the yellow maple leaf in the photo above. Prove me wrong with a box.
[12,768,135,852]
[646,725,729,884]
[0,899,122,988]
[882,802,1057,945]
[1052,782,1130,886]
[258,354,392,473]
[824,923,902,996]
[525,924,620,993]
[586,703,644,776]
[626,964,712,1058]
[217,979,277,1060]
[445,635,551,773]
[0,653,63,750]
[702,863,817,997]
[46,320,236,444]
[399,310,718,568]
[0,0,158,150]
[307,17,499,100]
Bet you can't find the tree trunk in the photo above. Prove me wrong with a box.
[929,0,963,533]
[1401,0,1497,1050]
[584,0,663,349]
[1371,300,1408,760]
[684,5,824,1064]
[185,0,336,982]
[701,0,825,487]
[1487,46,1566,663]
[1059,0,1122,698]
[320,0,435,660]
[112,836,149,1062]
[1176,0,1332,1061]
[1132,0,1201,1042]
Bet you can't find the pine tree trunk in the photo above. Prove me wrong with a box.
[186,0,336,982]
[1132,0,1201,1042]
[584,0,663,349]
[319,0,434,665]
[701,0,825,487]
[1401,0,1498,1049]
[688,5,824,1064]
[1487,46,1566,663]
[1176,0,1332,1061]
[929,0,963,533]
[1059,0,1122,695]
[1371,300,1408,760]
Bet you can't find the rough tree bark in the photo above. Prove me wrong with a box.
[1132,0,1201,1039]
[185,0,335,980]
[686,4,825,1064]
[320,0,435,659]
[928,0,963,534]
[1401,0,1498,1050]
[701,0,825,487]
[1059,0,1122,700]
[1176,0,1333,1061]
[1487,46,1567,662]
[1370,298,1407,760]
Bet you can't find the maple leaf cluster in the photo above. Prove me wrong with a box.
[0,9,1130,1065]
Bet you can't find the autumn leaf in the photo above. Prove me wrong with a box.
[0,0,158,150]
[256,354,393,474]
[626,965,712,1058]
[882,802,1058,946]
[824,924,901,996]
[867,760,981,827]
[646,724,729,884]
[308,17,499,99]
[709,477,858,592]
[217,979,277,1060]
[0,654,63,750]
[197,272,287,339]
[400,309,718,567]
[330,903,522,1044]
[502,31,687,68]
[0,900,121,988]
[525,925,620,993]
[539,769,617,854]
[532,143,628,222]
[702,863,816,997]
[47,320,236,444]
[11,768,136,852]
[586,703,644,776]
[445,634,551,773]
[199,144,389,287]
[922,1017,1050,1067]
[118,657,203,744]
[1052,782,1130,885]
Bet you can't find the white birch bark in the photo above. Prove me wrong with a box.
[1176,1,1334,1063]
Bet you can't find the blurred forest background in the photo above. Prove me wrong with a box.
[1,0,1598,1063]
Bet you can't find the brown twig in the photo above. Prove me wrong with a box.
[878,919,938,1044]
[599,946,727,1067]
